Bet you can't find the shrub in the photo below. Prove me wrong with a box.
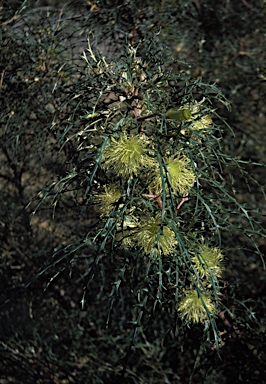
[34,37,264,355]
[1,1,265,382]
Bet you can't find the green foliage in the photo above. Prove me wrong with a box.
[1,1,265,382]
[35,37,264,350]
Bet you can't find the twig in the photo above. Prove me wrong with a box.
[176,197,189,211]
[1,14,20,26]
[0,70,4,90]
[142,193,163,209]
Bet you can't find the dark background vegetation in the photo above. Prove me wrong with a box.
[0,0,265,383]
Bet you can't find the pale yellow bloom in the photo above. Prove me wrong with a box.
[95,184,121,217]
[150,155,196,196]
[166,156,196,195]
[101,133,150,178]
[135,216,177,257]
[192,244,224,279]
[177,289,216,323]
[190,114,213,131]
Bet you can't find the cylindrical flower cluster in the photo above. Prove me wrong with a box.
[177,289,216,324]
[177,243,224,323]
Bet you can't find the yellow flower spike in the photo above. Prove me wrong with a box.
[95,184,122,217]
[150,155,196,196]
[150,155,196,197]
[190,114,213,132]
[166,156,196,195]
[135,216,177,257]
[192,244,224,279]
[101,133,150,178]
[177,289,216,324]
